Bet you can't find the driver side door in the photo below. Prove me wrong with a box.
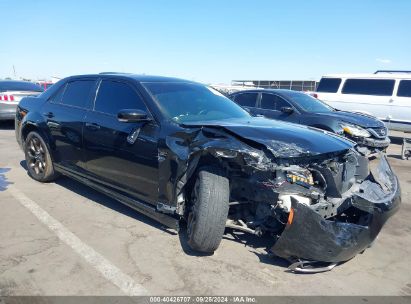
[83,79,160,205]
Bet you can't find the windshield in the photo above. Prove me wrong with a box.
[286,91,334,113]
[0,81,43,92]
[142,82,250,123]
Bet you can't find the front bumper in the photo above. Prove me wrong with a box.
[271,155,401,263]
[358,136,391,149]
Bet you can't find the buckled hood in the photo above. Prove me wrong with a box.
[183,117,354,158]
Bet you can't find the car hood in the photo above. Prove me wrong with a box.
[312,111,384,128]
[182,117,354,158]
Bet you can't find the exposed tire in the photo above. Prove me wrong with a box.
[24,131,59,182]
[187,167,229,253]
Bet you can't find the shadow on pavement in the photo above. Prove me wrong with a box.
[19,160,289,267]
[19,160,176,236]
[0,121,15,130]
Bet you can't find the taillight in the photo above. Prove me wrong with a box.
[0,95,15,101]
[312,93,318,99]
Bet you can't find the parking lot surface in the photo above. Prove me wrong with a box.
[0,120,410,296]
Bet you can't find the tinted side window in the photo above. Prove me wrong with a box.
[260,94,290,110]
[234,93,258,107]
[49,83,66,103]
[342,79,395,96]
[397,80,411,97]
[316,78,342,93]
[94,80,147,115]
[61,80,96,108]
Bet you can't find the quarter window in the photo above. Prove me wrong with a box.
[260,94,290,110]
[342,79,395,96]
[397,80,411,97]
[49,84,66,103]
[234,93,258,107]
[94,80,147,115]
[316,78,342,93]
[61,80,96,108]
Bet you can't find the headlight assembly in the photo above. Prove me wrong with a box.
[339,123,371,138]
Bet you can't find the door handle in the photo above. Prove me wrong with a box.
[43,112,54,118]
[85,122,101,130]
[389,98,394,103]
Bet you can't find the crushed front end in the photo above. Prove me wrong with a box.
[226,148,400,264]
[162,123,400,268]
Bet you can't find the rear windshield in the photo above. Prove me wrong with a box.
[316,78,342,93]
[0,81,43,92]
[342,79,395,96]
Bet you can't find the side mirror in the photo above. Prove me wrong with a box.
[117,109,151,123]
[281,106,294,114]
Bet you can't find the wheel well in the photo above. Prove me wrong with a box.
[182,154,227,212]
[22,124,40,141]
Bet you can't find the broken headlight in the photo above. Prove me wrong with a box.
[340,123,371,138]
[286,169,314,188]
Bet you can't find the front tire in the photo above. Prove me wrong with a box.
[187,167,229,253]
[24,131,58,182]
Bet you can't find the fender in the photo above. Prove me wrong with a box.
[20,110,57,162]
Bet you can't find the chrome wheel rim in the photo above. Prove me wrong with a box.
[27,136,46,175]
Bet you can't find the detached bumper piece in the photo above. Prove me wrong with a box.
[271,155,401,267]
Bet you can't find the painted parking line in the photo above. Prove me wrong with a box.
[8,186,148,296]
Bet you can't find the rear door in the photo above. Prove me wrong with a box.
[232,92,259,115]
[43,78,97,172]
[83,79,160,205]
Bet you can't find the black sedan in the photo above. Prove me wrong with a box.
[229,89,390,155]
[15,74,400,272]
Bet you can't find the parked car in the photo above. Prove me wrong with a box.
[0,80,43,121]
[228,89,390,155]
[314,71,411,132]
[15,74,400,272]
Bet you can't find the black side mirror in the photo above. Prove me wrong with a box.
[117,109,151,123]
[281,106,294,114]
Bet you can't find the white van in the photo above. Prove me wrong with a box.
[315,71,411,132]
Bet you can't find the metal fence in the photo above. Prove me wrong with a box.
[231,80,318,92]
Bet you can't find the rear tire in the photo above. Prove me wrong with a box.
[187,167,229,253]
[24,131,59,182]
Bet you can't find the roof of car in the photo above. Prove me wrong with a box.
[68,73,197,83]
[322,73,411,79]
[230,88,303,96]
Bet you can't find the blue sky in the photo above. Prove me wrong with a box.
[1,0,410,83]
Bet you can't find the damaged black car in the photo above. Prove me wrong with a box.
[15,74,400,272]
